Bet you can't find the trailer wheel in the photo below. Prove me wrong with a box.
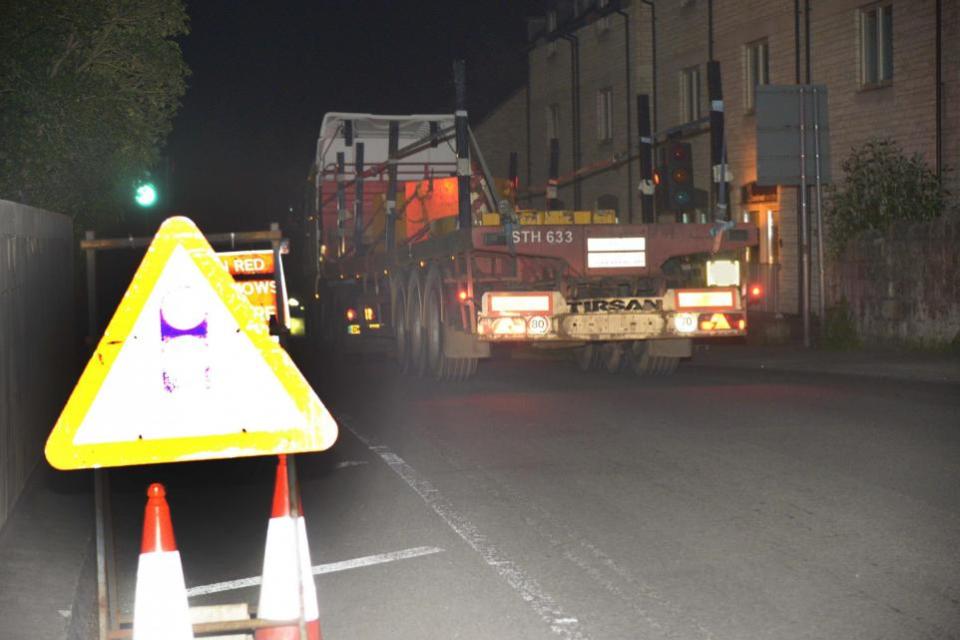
[601,342,625,373]
[390,271,410,372]
[406,268,427,377]
[629,341,679,376]
[628,341,654,376]
[423,264,476,380]
[575,344,597,372]
[423,264,448,379]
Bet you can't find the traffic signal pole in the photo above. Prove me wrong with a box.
[707,61,728,221]
[637,94,655,224]
[454,60,472,231]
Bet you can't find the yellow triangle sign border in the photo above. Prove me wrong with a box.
[45,216,337,470]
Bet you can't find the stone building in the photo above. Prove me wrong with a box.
[474,0,957,316]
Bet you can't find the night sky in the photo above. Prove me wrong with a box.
[164,0,532,233]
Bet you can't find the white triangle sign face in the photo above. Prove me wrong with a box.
[46,217,338,469]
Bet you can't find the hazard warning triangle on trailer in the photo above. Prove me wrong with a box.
[45,216,338,470]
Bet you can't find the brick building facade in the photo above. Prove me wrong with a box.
[474,0,957,316]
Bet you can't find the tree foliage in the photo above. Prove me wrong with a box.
[0,0,189,228]
[825,138,947,254]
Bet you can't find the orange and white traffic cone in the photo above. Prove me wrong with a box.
[256,455,321,640]
[133,483,194,640]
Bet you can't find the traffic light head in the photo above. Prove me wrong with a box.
[135,182,158,208]
[661,142,694,212]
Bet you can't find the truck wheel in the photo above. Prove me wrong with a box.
[628,341,654,376]
[390,272,409,372]
[629,341,679,376]
[575,344,597,372]
[406,268,427,377]
[424,264,476,381]
[601,342,625,373]
[423,264,449,379]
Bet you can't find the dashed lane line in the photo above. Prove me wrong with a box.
[185,546,445,598]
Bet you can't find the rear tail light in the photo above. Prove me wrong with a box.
[676,289,736,310]
[486,293,552,315]
[698,313,745,332]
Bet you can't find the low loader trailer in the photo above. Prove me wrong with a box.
[306,111,758,380]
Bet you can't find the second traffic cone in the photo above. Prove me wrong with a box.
[256,455,321,640]
[133,483,194,640]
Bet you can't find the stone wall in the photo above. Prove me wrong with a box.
[0,200,74,530]
[829,215,960,345]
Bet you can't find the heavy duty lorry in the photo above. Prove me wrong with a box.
[305,72,758,380]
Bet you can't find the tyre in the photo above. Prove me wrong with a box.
[423,264,447,379]
[628,340,654,376]
[406,268,427,377]
[390,271,409,372]
[575,344,598,372]
[601,342,625,373]
[629,341,679,376]
[423,263,477,380]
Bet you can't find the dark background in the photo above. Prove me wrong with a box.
[161,0,532,234]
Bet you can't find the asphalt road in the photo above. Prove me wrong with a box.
[102,350,960,640]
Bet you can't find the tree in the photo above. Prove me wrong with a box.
[0,0,189,229]
[825,139,947,254]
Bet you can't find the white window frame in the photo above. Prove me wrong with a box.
[680,66,701,123]
[597,87,613,142]
[546,10,559,57]
[596,0,611,33]
[860,3,893,87]
[744,38,770,113]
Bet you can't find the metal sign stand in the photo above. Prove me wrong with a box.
[755,84,831,347]
[798,88,811,348]
[812,87,827,330]
[81,225,290,640]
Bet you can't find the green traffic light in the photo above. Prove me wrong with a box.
[135,183,158,207]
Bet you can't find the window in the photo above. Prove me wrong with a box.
[547,103,561,144]
[860,3,893,86]
[546,10,558,56]
[680,66,701,123]
[597,88,613,142]
[596,0,611,33]
[744,39,769,112]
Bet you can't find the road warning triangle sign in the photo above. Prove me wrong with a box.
[45,216,338,470]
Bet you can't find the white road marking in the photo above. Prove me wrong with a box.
[185,546,444,598]
[347,424,590,640]
[333,460,368,469]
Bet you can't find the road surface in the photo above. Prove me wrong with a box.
[99,351,960,640]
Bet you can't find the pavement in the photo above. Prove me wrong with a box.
[0,341,957,640]
[691,342,960,385]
